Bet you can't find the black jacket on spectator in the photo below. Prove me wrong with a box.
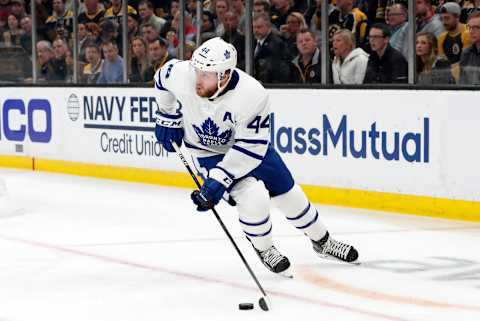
[459,44,480,85]
[289,47,322,83]
[145,53,173,83]
[39,60,63,82]
[271,7,295,29]
[363,44,408,83]
[253,32,291,83]
[417,58,454,85]
[129,57,152,83]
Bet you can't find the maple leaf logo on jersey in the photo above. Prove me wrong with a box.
[193,118,232,146]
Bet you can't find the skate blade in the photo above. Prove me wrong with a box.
[277,267,294,278]
[316,253,361,266]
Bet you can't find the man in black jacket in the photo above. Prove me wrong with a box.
[363,23,408,83]
[252,13,291,83]
[459,12,480,85]
[289,28,321,83]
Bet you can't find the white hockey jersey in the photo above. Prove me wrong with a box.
[154,59,271,180]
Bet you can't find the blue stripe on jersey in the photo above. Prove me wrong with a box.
[184,142,211,152]
[232,145,264,160]
[296,211,319,229]
[216,165,235,180]
[243,224,272,237]
[286,203,311,221]
[157,111,182,119]
[155,80,167,91]
[235,139,269,145]
[239,215,270,226]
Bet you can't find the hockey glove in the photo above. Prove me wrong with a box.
[154,110,183,152]
[191,168,234,211]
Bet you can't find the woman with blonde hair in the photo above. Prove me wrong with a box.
[416,31,454,84]
[210,0,230,36]
[129,36,151,83]
[331,29,369,84]
[280,12,307,56]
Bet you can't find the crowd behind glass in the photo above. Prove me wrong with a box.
[0,0,479,85]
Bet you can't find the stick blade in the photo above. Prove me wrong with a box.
[258,296,270,311]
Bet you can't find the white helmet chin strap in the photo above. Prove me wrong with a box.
[208,70,232,100]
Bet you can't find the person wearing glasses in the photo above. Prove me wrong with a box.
[459,12,480,84]
[363,23,408,83]
[387,3,409,60]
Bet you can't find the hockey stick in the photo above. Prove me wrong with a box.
[171,141,271,311]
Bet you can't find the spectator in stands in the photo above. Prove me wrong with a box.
[186,0,198,26]
[222,10,245,70]
[459,12,480,84]
[142,22,160,44]
[271,0,294,29]
[212,0,229,36]
[129,36,151,83]
[127,12,140,40]
[289,28,322,83]
[332,29,369,84]
[438,2,471,82]
[416,31,454,84]
[280,12,307,58]
[99,19,120,50]
[182,40,196,60]
[200,10,217,42]
[253,0,270,16]
[10,0,25,19]
[146,38,171,80]
[77,23,88,61]
[138,0,166,32]
[0,0,10,24]
[3,14,23,47]
[51,37,71,82]
[0,11,8,43]
[166,0,180,22]
[460,0,480,24]
[19,15,31,54]
[171,11,196,42]
[97,41,124,83]
[80,42,103,83]
[45,0,73,42]
[85,22,101,46]
[78,0,105,24]
[304,0,322,42]
[36,40,57,81]
[364,23,408,83]
[387,3,409,59]
[104,0,137,25]
[230,0,246,33]
[416,0,444,38]
[252,13,290,83]
[329,0,368,54]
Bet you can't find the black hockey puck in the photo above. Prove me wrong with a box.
[239,303,254,310]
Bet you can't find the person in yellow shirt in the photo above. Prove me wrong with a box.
[437,2,470,81]
[104,0,138,25]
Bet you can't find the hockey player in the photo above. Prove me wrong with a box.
[153,37,358,276]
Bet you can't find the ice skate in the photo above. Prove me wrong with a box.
[312,232,359,264]
[254,245,293,278]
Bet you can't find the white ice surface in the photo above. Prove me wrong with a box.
[0,168,479,321]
